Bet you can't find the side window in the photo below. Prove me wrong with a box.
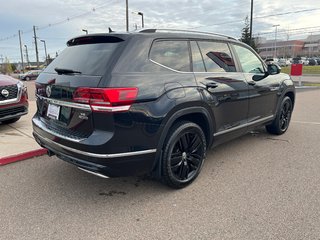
[233,45,264,74]
[150,40,190,72]
[198,41,236,72]
[190,41,206,72]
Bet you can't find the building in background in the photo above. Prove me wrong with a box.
[257,39,304,59]
[303,34,320,57]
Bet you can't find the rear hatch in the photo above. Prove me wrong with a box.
[34,34,136,142]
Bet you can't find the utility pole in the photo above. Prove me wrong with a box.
[33,25,39,68]
[250,0,253,45]
[126,0,129,32]
[24,45,30,66]
[40,40,48,65]
[18,30,24,72]
[273,24,280,58]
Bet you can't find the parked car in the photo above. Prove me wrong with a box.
[20,70,42,81]
[33,29,295,188]
[301,57,309,65]
[0,74,28,124]
[308,58,317,66]
[264,58,278,65]
[292,57,302,64]
[278,58,291,67]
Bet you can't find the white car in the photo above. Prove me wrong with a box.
[278,59,291,67]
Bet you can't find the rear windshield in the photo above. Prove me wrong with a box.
[44,42,121,76]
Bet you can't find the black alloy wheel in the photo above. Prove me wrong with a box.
[266,96,293,135]
[162,121,206,188]
[279,99,292,132]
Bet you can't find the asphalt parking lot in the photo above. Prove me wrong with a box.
[1,87,320,240]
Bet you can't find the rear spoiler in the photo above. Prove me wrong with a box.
[67,35,124,46]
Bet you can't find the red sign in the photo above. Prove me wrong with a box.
[291,64,303,76]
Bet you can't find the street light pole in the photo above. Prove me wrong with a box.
[40,40,48,65]
[126,0,129,32]
[138,12,144,28]
[132,11,144,29]
[250,0,253,45]
[273,24,280,58]
[18,30,24,72]
[82,29,88,34]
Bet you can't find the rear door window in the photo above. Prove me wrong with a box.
[190,41,206,72]
[197,41,236,72]
[150,40,191,72]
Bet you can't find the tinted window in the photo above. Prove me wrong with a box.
[150,41,190,72]
[198,41,236,72]
[45,43,120,76]
[190,41,206,72]
[233,45,264,74]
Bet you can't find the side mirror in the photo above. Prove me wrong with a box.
[267,63,281,75]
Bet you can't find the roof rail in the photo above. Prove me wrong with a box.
[139,28,238,41]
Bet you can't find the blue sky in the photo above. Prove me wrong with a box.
[0,0,319,63]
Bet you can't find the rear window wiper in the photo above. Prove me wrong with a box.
[54,67,82,75]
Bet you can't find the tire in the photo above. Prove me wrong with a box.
[1,117,20,124]
[26,76,30,81]
[266,96,292,135]
[161,121,206,189]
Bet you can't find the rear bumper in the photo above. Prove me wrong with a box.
[33,128,157,177]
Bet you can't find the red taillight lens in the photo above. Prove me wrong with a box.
[73,87,138,112]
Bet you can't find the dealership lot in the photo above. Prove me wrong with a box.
[1,87,320,239]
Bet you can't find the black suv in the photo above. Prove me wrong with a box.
[33,29,295,188]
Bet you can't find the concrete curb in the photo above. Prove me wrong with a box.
[0,148,47,166]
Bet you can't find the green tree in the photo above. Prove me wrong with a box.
[4,57,13,74]
[240,16,257,51]
[11,63,16,72]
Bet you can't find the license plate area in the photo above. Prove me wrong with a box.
[47,103,60,120]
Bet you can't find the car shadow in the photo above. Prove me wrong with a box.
[35,126,282,207]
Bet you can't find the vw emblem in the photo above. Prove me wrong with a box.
[1,89,9,98]
[46,85,52,97]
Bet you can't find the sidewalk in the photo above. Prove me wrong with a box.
[0,101,46,165]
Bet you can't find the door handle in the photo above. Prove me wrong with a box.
[203,82,218,89]
[247,80,256,86]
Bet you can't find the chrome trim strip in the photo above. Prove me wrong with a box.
[0,97,20,105]
[91,105,130,112]
[78,167,109,178]
[38,96,131,112]
[214,115,274,137]
[32,118,85,142]
[150,59,194,74]
[37,95,91,111]
[34,132,157,158]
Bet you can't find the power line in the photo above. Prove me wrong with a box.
[254,7,320,19]
[255,25,320,36]
[188,7,320,30]
[0,0,118,42]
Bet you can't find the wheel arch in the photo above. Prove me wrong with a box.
[153,106,215,177]
[284,91,295,108]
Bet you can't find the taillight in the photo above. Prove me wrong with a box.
[73,87,138,112]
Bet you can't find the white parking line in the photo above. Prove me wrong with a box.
[292,121,320,125]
